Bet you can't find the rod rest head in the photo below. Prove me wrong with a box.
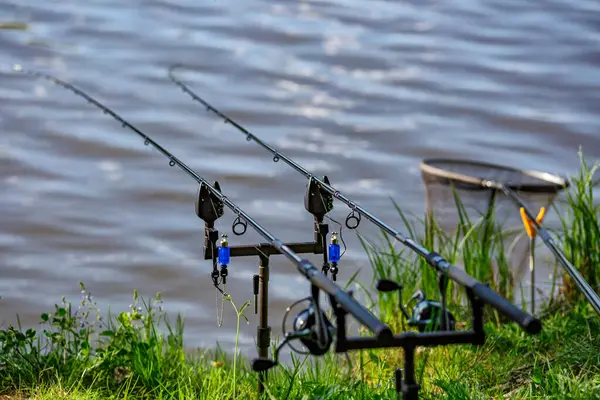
[304,176,333,219]
[195,181,224,224]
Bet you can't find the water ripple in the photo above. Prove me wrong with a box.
[0,0,598,357]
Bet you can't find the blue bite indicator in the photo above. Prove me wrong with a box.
[329,232,340,263]
[218,234,230,265]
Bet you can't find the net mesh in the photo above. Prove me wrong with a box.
[419,158,569,307]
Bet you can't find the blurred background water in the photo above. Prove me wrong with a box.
[1,0,599,357]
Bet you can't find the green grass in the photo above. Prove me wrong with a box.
[2,150,599,399]
[555,148,600,304]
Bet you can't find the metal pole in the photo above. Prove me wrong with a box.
[530,236,536,315]
[481,189,497,247]
[402,346,419,400]
[395,368,402,400]
[257,253,271,394]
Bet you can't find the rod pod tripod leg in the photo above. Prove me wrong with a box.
[397,346,420,400]
[257,253,270,395]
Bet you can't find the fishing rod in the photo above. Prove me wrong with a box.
[167,64,542,334]
[12,63,392,346]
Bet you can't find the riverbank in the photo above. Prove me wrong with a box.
[1,294,598,399]
[2,152,599,399]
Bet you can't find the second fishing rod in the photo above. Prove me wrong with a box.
[168,65,544,331]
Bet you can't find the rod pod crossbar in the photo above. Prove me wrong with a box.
[13,65,393,389]
[168,65,543,334]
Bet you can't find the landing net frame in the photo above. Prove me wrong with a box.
[419,158,569,305]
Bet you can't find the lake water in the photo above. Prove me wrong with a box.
[1,0,599,358]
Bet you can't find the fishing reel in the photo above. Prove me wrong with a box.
[377,279,456,332]
[252,291,335,372]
